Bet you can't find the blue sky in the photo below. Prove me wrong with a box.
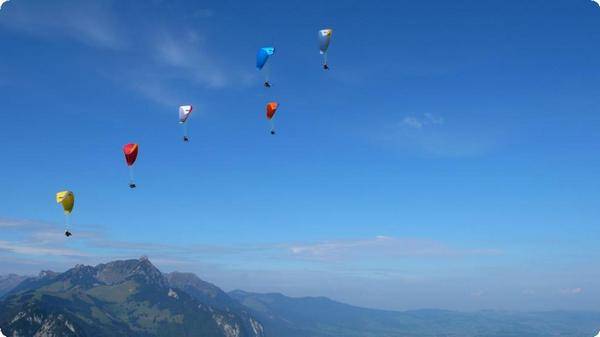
[1,0,600,311]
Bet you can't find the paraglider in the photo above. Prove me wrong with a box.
[318,29,333,70]
[56,191,74,237]
[266,102,279,135]
[257,47,275,87]
[179,105,193,142]
[123,143,139,188]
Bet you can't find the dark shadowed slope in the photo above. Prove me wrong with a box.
[166,272,264,336]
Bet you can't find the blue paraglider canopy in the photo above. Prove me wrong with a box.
[256,47,275,70]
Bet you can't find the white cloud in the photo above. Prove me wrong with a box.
[560,287,583,295]
[0,218,96,260]
[401,113,444,129]
[0,1,124,49]
[0,218,32,228]
[424,112,444,125]
[152,31,229,88]
[471,290,485,298]
[288,236,500,261]
[0,218,501,275]
[381,113,501,157]
[402,116,423,129]
[1,1,245,107]
[0,240,83,257]
[116,29,242,107]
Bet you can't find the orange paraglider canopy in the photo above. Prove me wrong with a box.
[123,143,139,166]
[266,102,278,120]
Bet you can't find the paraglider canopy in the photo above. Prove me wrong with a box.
[56,191,74,214]
[256,47,275,70]
[179,105,193,124]
[123,143,139,166]
[266,102,279,120]
[319,29,333,54]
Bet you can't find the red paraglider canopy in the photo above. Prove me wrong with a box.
[123,143,138,166]
[266,102,278,120]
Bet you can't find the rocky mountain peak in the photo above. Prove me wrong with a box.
[57,265,98,289]
[166,272,228,301]
[94,258,167,288]
[0,258,265,337]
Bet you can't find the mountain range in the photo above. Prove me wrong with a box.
[0,258,262,337]
[1,258,599,337]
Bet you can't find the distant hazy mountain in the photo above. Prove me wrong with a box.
[0,258,264,337]
[230,290,600,337]
[1,270,59,299]
[2,260,599,337]
[0,274,28,298]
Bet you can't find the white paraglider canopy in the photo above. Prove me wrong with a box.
[179,105,193,123]
[178,105,194,142]
[319,29,333,55]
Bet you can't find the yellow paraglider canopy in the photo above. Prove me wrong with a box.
[56,191,74,214]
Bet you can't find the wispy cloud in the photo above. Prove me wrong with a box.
[471,290,485,298]
[401,113,445,129]
[559,287,583,295]
[287,236,500,261]
[0,218,91,258]
[0,218,34,228]
[153,31,228,88]
[0,218,501,273]
[0,1,124,49]
[0,0,249,107]
[0,240,82,257]
[120,29,242,106]
[1,217,595,311]
[380,113,501,157]
[402,116,424,129]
